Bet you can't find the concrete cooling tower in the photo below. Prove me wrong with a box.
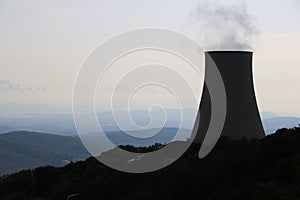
[194,51,265,142]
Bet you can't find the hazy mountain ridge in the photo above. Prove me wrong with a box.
[0,128,191,175]
[262,116,300,134]
[259,111,278,119]
[0,125,16,134]
[0,131,90,175]
[0,110,299,175]
[0,110,299,136]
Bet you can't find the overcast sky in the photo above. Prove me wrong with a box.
[0,0,299,116]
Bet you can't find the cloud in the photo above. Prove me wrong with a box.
[0,80,22,92]
[0,79,46,92]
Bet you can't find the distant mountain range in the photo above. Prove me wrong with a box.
[0,128,191,175]
[0,111,299,135]
[0,109,299,175]
[259,111,279,119]
[0,109,197,136]
[0,131,90,175]
[0,125,16,134]
[262,117,300,134]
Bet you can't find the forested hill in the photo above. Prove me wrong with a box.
[0,131,90,175]
[1,126,300,200]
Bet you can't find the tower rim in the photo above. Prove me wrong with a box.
[206,50,253,53]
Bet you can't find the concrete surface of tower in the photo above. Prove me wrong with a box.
[194,51,265,142]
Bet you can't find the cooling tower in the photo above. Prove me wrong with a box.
[194,51,265,142]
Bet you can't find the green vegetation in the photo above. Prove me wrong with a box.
[1,126,300,199]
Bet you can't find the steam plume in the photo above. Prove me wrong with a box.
[190,1,260,50]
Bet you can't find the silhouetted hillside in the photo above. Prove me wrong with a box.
[0,131,90,175]
[1,126,300,199]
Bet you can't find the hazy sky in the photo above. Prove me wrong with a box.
[0,0,299,116]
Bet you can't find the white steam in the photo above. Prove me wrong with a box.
[190,1,260,50]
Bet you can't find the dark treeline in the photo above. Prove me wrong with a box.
[1,126,300,199]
